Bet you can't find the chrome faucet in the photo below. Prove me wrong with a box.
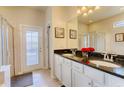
[71,48,77,56]
[102,53,109,61]
[102,53,117,62]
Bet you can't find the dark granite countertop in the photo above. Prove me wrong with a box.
[54,49,124,79]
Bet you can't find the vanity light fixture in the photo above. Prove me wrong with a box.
[77,6,100,16]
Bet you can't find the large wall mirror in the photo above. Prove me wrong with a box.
[78,31,106,52]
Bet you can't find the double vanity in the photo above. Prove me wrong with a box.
[54,49,124,87]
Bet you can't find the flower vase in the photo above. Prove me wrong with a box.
[82,52,88,58]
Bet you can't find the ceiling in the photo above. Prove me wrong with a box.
[78,6,124,24]
[27,6,47,12]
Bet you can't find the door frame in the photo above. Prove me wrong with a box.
[0,16,2,66]
[20,25,44,74]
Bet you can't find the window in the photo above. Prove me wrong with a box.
[113,20,124,28]
[26,31,39,66]
[82,33,90,48]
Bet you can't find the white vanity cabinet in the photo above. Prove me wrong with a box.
[62,58,72,87]
[105,73,124,87]
[54,53,124,87]
[54,54,63,81]
[72,61,92,87]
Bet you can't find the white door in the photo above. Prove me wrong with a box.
[21,26,43,73]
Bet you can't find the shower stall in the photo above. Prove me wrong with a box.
[0,16,14,76]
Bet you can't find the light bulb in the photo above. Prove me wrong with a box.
[95,6,100,10]
[88,9,93,14]
[77,9,81,14]
[81,6,87,10]
[83,13,88,16]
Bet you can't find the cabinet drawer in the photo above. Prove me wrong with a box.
[63,58,71,67]
[84,65,104,84]
[93,81,104,87]
[72,62,83,72]
[58,56,63,64]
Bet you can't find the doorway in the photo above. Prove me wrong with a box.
[21,25,43,73]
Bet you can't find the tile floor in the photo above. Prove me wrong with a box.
[28,69,61,87]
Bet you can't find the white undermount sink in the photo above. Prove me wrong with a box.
[62,54,74,57]
[90,60,121,68]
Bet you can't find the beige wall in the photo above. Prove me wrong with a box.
[0,7,45,75]
[52,6,79,49]
[52,7,67,49]
[89,13,124,55]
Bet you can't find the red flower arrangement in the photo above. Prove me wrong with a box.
[81,47,95,64]
[81,47,95,52]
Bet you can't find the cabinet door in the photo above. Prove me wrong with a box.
[93,81,104,87]
[54,55,62,81]
[105,73,124,87]
[72,69,92,87]
[84,65,104,84]
[54,54,58,78]
[62,58,71,87]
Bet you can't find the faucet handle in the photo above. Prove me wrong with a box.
[71,48,77,56]
[110,54,118,62]
[101,53,107,60]
[101,53,105,55]
[111,54,117,57]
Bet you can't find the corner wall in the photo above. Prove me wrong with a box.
[0,7,45,75]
